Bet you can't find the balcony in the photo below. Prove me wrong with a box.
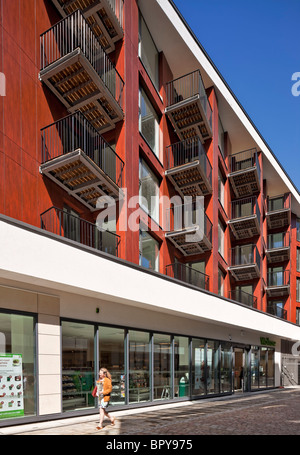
[165,70,213,143]
[165,137,212,198]
[228,148,261,198]
[51,0,124,53]
[165,263,209,291]
[40,206,120,256]
[40,10,124,134]
[228,244,260,281]
[229,289,257,309]
[265,270,290,297]
[165,203,212,256]
[40,112,124,211]
[266,194,291,229]
[267,303,287,320]
[228,196,260,240]
[265,232,290,264]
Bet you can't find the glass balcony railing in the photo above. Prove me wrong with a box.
[165,263,209,291]
[40,206,120,257]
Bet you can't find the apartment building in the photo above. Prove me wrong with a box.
[0,0,300,425]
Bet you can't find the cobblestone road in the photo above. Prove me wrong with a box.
[1,388,300,436]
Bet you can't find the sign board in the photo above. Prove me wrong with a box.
[0,354,24,419]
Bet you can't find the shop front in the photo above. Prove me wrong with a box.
[0,307,279,426]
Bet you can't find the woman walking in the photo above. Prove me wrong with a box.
[96,367,115,430]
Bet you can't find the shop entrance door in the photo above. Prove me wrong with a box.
[233,347,250,392]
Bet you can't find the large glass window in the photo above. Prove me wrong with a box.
[220,342,232,393]
[139,229,159,272]
[62,321,95,412]
[139,158,159,223]
[267,349,275,387]
[259,347,267,387]
[218,170,225,208]
[139,13,159,89]
[99,326,125,406]
[139,87,159,156]
[153,333,172,401]
[218,220,225,258]
[297,278,300,302]
[0,312,36,420]
[250,346,259,390]
[191,338,206,396]
[129,330,150,404]
[207,340,220,394]
[174,336,190,398]
[218,268,225,296]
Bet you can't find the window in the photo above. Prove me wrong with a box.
[297,278,300,302]
[139,229,159,272]
[174,336,190,398]
[62,321,95,412]
[63,206,80,242]
[218,220,225,258]
[139,13,159,89]
[218,170,225,208]
[220,342,232,393]
[218,268,225,296]
[218,116,225,157]
[0,312,36,420]
[139,87,159,156]
[236,284,254,307]
[153,333,172,400]
[268,196,284,212]
[297,248,300,272]
[191,338,206,396]
[129,330,150,404]
[99,326,125,405]
[296,308,300,325]
[297,218,300,242]
[207,340,220,394]
[139,158,159,223]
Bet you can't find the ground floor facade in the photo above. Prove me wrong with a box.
[0,216,300,426]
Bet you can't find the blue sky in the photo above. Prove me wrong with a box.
[173,0,300,191]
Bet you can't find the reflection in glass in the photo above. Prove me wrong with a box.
[139,88,159,156]
[267,349,275,387]
[129,330,150,404]
[139,158,159,223]
[153,333,172,400]
[139,13,159,89]
[207,340,220,394]
[139,229,159,272]
[191,338,205,396]
[62,321,95,412]
[259,347,267,387]
[251,346,259,389]
[99,326,125,405]
[0,312,36,420]
[220,342,232,393]
[174,336,190,398]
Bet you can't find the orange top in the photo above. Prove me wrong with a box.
[97,377,112,402]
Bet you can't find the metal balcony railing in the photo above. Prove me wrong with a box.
[230,244,261,271]
[40,206,120,256]
[267,193,291,212]
[40,10,124,110]
[267,232,290,250]
[267,303,287,320]
[166,137,212,182]
[229,148,261,177]
[166,203,212,243]
[165,70,212,130]
[229,290,257,308]
[267,270,290,287]
[165,263,209,291]
[230,196,260,224]
[107,0,124,29]
[41,112,124,187]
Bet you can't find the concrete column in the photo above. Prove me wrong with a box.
[37,294,61,416]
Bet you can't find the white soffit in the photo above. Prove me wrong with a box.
[139,0,300,212]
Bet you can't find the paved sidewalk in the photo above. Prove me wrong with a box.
[1,388,300,436]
